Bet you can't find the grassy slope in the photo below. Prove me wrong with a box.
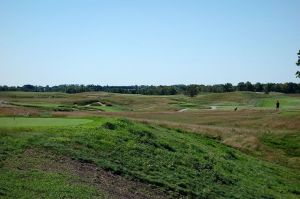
[0,117,299,198]
[0,117,91,127]
[0,169,103,198]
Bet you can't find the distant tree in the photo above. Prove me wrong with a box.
[2,83,300,94]
[283,82,298,93]
[245,81,254,91]
[273,84,283,93]
[211,84,224,93]
[223,83,234,92]
[0,86,8,91]
[263,83,272,94]
[169,87,178,95]
[237,82,246,91]
[296,49,300,78]
[45,85,50,92]
[22,84,35,92]
[184,85,199,97]
[254,82,263,92]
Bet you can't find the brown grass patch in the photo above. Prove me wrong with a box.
[0,107,41,117]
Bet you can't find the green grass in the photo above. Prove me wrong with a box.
[257,96,300,109]
[9,97,126,112]
[182,92,300,110]
[10,102,63,109]
[0,91,68,99]
[0,117,92,128]
[0,170,103,198]
[169,92,272,110]
[262,133,300,157]
[0,117,299,198]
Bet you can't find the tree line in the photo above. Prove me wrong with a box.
[0,82,300,95]
[296,49,300,78]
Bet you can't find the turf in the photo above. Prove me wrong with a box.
[0,117,92,128]
[0,170,103,198]
[0,117,299,198]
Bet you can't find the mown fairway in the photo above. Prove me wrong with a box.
[0,91,299,198]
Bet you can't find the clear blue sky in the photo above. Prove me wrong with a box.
[1,0,300,86]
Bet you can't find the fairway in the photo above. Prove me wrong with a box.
[0,117,92,128]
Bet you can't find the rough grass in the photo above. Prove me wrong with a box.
[262,133,300,157]
[0,117,299,198]
[100,110,300,169]
[0,117,92,128]
[0,169,103,198]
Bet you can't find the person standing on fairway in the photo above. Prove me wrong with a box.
[276,100,280,111]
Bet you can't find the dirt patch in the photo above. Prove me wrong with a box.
[5,149,171,199]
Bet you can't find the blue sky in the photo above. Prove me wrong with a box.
[1,0,300,86]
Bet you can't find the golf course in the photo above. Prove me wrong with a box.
[0,91,299,198]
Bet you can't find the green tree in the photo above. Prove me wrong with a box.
[245,81,254,91]
[297,50,300,78]
[223,83,234,92]
[237,82,246,91]
[263,83,272,94]
[184,85,199,97]
[254,82,263,92]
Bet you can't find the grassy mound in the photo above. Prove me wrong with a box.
[0,117,299,198]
